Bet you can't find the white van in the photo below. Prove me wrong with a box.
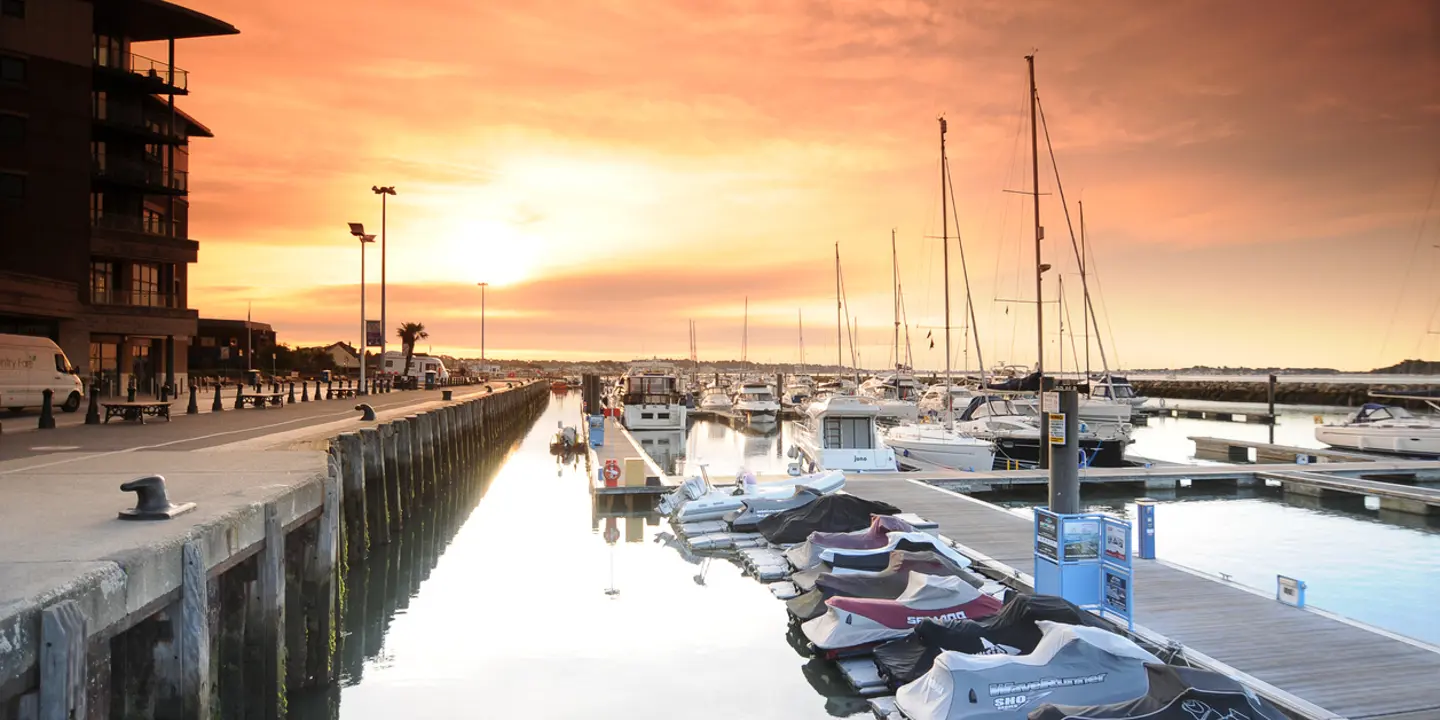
[0,334,85,413]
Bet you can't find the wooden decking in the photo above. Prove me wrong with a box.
[590,416,676,496]
[844,476,1440,720]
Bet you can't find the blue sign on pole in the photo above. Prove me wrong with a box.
[1034,508,1134,630]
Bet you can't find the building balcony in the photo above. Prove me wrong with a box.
[91,211,181,238]
[93,52,189,95]
[92,103,185,145]
[92,157,187,195]
[89,289,186,311]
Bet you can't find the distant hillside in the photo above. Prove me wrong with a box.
[1369,359,1440,375]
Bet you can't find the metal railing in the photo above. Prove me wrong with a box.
[102,52,189,91]
[93,101,182,141]
[90,287,183,309]
[92,157,187,192]
[91,212,180,238]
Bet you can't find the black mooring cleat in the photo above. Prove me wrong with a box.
[118,475,196,520]
[354,403,376,421]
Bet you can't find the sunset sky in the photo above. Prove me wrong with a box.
[155,0,1439,370]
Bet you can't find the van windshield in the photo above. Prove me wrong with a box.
[54,353,75,374]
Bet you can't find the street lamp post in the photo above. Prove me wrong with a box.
[477,282,488,375]
[350,224,376,395]
[371,186,395,379]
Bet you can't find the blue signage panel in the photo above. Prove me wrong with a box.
[1033,508,1134,630]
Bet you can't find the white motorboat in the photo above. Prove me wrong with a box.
[732,381,780,422]
[1315,401,1440,456]
[883,423,995,472]
[1011,393,1132,425]
[917,384,975,419]
[955,395,1130,468]
[784,376,815,407]
[792,395,898,473]
[1090,373,1147,407]
[619,361,688,430]
[698,384,733,412]
[858,372,921,423]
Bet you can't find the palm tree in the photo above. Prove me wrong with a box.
[395,322,429,376]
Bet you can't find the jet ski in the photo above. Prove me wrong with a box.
[821,533,973,572]
[725,487,825,532]
[894,621,1160,720]
[658,469,845,523]
[787,549,987,622]
[873,594,1105,687]
[801,573,1003,657]
[786,515,917,571]
[1029,663,1287,720]
[757,494,903,544]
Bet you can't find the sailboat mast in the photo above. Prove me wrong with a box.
[835,244,843,380]
[1080,201,1090,381]
[742,296,748,368]
[1027,53,1047,468]
[940,117,953,427]
[798,309,805,373]
[892,229,900,370]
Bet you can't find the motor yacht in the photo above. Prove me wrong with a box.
[792,395,897,473]
[618,361,687,430]
[732,380,780,422]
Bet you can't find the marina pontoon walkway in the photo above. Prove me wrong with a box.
[844,476,1440,720]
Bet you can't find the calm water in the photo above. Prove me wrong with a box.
[301,396,1440,719]
[296,393,867,719]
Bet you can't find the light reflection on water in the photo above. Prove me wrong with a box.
[304,393,865,720]
[1127,408,1349,464]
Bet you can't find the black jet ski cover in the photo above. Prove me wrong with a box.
[787,550,982,621]
[873,594,1104,687]
[758,494,902,544]
[1029,663,1288,720]
[725,487,823,532]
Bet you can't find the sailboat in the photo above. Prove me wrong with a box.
[785,310,816,407]
[858,231,923,424]
[882,117,997,472]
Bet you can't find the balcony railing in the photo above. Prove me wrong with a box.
[91,212,180,238]
[90,288,184,310]
[92,102,183,142]
[97,52,188,92]
[92,157,187,193]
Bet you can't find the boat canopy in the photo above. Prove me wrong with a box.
[958,395,1023,422]
[1354,403,1416,423]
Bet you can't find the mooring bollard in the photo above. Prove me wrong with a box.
[117,475,195,519]
[187,383,199,414]
[38,389,56,429]
[327,381,334,400]
[212,383,224,412]
[159,384,169,403]
[288,382,297,404]
[234,384,245,409]
[301,381,310,402]
[85,385,101,425]
[127,378,137,403]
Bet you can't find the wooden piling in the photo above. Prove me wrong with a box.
[380,423,404,532]
[39,600,86,720]
[153,539,211,719]
[358,427,390,547]
[337,432,368,563]
[418,412,435,496]
[397,418,416,510]
[257,504,286,719]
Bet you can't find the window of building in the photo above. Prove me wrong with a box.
[0,56,24,84]
[0,114,23,146]
[91,91,106,120]
[0,171,23,200]
[93,35,122,69]
[90,192,104,221]
[131,262,160,307]
[142,207,166,235]
[91,141,106,171]
[89,342,118,396]
[90,260,115,304]
[2,0,24,19]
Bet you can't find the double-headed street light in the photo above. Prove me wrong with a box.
[350,224,375,394]
[371,186,396,377]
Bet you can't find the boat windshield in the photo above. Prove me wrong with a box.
[823,416,874,449]
[1356,405,1414,422]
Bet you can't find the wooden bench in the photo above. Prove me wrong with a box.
[237,392,286,409]
[101,402,172,424]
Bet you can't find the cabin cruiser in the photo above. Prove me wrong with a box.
[792,395,898,473]
[917,385,975,418]
[784,376,816,407]
[1090,373,1147,408]
[955,395,1130,468]
[732,381,780,422]
[858,371,922,423]
[698,384,733,412]
[883,423,995,472]
[618,361,687,430]
[1315,401,1440,456]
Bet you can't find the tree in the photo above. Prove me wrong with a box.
[395,322,429,376]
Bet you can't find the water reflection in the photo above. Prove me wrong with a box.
[684,417,798,477]
[295,395,867,720]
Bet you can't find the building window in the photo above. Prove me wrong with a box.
[90,260,115,304]
[131,262,160,307]
[93,35,122,69]
[0,171,23,200]
[142,207,166,235]
[90,192,104,220]
[90,342,119,396]
[91,91,106,120]
[91,141,106,171]
[0,114,23,146]
[0,56,23,83]
[2,0,23,18]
